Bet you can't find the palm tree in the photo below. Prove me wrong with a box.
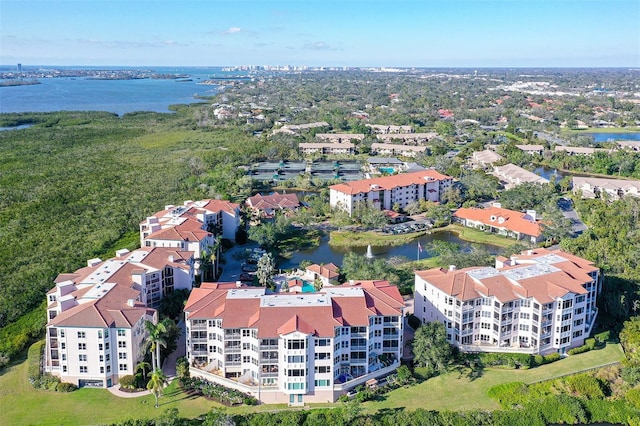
[144,319,168,372]
[147,368,168,408]
[135,361,152,383]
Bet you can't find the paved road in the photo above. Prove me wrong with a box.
[558,198,588,235]
[218,242,260,282]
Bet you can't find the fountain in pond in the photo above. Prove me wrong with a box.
[365,244,374,259]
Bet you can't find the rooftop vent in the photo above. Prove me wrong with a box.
[87,258,102,267]
[449,265,457,271]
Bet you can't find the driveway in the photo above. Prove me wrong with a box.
[558,198,588,235]
[218,242,260,282]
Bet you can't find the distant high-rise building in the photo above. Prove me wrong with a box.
[17,63,22,72]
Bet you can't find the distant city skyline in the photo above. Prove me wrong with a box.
[1,0,639,68]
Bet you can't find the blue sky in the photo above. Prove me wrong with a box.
[1,0,639,67]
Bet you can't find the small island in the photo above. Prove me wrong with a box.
[0,79,41,87]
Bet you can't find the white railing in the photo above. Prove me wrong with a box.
[458,344,538,354]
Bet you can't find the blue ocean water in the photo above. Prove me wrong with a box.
[0,67,234,115]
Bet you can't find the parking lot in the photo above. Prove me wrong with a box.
[382,220,432,235]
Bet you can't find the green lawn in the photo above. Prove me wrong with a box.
[442,224,519,248]
[362,343,624,414]
[0,358,217,425]
[0,344,624,424]
[329,230,429,247]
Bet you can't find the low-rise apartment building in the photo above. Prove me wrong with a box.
[329,170,453,216]
[414,249,601,355]
[453,205,543,244]
[366,124,414,134]
[44,247,194,387]
[299,142,355,156]
[184,280,405,404]
[493,163,549,188]
[315,133,365,143]
[370,143,428,157]
[375,132,436,145]
[572,176,640,200]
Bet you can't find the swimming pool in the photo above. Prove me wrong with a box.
[302,281,315,293]
[379,167,395,174]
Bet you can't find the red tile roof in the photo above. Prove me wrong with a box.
[49,283,151,328]
[453,206,542,237]
[246,192,301,211]
[330,170,451,196]
[185,281,404,338]
[306,263,340,280]
[416,249,596,304]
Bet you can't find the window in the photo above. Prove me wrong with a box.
[520,313,530,320]
[98,330,102,339]
[106,365,111,373]
[78,354,87,362]
[63,366,67,372]
[79,366,88,373]
[519,324,529,331]
[77,331,86,339]
[287,369,305,377]
[100,366,104,374]
[78,343,86,351]
[287,355,305,363]
[118,341,126,348]
[62,354,66,361]
[98,343,103,351]
[60,330,65,338]
[315,366,331,373]
[61,343,66,350]
[99,355,103,362]
[119,364,127,371]
[118,352,127,360]
[287,340,305,350]
[315,339,330,346]
[117,329,126,337]
[315,379,330,387]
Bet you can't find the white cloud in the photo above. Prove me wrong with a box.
[224,27,242,35]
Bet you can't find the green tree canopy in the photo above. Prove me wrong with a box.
[412,321,454,372]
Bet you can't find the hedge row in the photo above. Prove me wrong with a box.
[471,351,561,370]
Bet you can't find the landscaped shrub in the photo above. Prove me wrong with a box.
[27,340,45,384]
[180,377,256,406]
[585,338,597,349]
[541,352,561,364]
[0,352,9,369]
[595,330,611,343]
[565,373,606,399]
[56,382,77,392]
[477,352,533,369]
[567,344,591,355]
[119,375,136,389]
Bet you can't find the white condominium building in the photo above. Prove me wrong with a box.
[414,249,600,355]
[329,170,452,216]
[140,199,241,246]
[44,247,195,387]
[140,199,240,275]
[184,280,405,405]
